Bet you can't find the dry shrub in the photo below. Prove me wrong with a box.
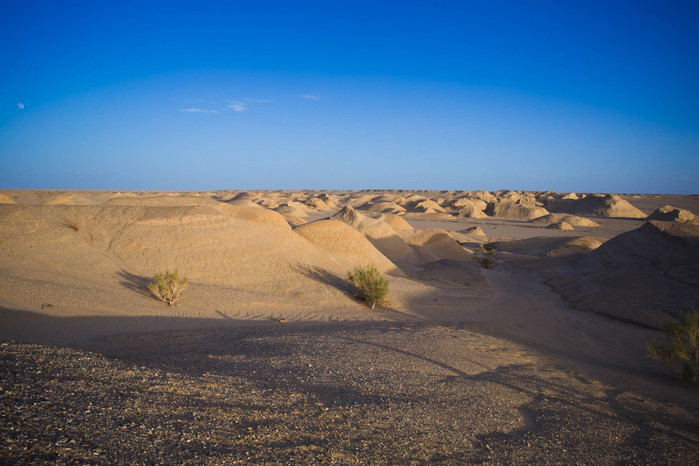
[647,310,699,382]
[347,264,389,309]
[148,270,188,306]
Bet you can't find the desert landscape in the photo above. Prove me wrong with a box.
[1,188,697,463]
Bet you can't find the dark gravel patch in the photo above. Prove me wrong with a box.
[2,323,698,464]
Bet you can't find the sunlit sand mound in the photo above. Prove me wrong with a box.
[315,193,341,209]
[275,204,310,218]
[104,195,220,206]
[546,194,647,218]
[42,192,103,206]
[530,213,599,227]
[356,201,407,215]
[0,194,16,204]
[347,194,378,208]
[451,197,488,211]
[377,213,413,231]
[253,198,280,209]
[304,198,330,210]
[469,190,498,204]
[293,219,401,274]
[0,204,355,312]
[396,228,473,263]
[399,194,428,206]
[283,216,308,228]
[408,200,446,213]
[647,205,697,223]
[331,206,423,264]
[546,220,699,328]
[212,204,291,229]
[485,202,549,220]
[456,204,488,218]
[401,198,455,219]
[460,226,486,236]
[496,190,539,205]
[227,199,261,208]
[547,221,574,230]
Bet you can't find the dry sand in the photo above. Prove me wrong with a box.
[1,189,697,463]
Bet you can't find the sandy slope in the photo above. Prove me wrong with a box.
[0,189,697,463]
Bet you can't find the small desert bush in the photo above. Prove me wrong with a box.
[148,270,188,306]
[347,264,389,309]
[475,240,496,269]
[647,310,699,382]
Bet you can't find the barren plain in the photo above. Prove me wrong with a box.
[1,189,697,463]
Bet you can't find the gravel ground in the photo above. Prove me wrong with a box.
[2,323,698,464]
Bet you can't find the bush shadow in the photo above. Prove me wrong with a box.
[116,269,153,298]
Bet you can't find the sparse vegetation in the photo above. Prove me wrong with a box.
[475,239,496,269]
[148,270,188,306]
[347,264,389,309]
[647,310,699,382]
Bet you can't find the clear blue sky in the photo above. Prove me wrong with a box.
[1,1,697,193]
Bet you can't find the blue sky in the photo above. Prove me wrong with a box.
[1,1,697,193]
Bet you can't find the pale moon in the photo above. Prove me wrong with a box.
[17,103,25,110]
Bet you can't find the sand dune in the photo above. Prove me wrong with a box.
[546,220,699,328]
[485,201,549,220]
[546,194,647,218]
[293,219,401,274]
[332,206,425,264]
[1,189,698,463]
[530,213,600,227]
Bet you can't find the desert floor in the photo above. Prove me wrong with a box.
[1,189,697,463]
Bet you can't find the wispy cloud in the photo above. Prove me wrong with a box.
[228,101,247,112]
[245,98,272,103]
[300,94,321,101]
[179,108,218,113]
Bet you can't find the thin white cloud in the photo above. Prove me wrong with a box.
[300,94,321,101]
[228,101,247,112]
[179,108,218,113]
[245,98,272,103]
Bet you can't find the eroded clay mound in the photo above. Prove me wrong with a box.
[356,201,407,215]
[397,228,473,263]
[456,205,488,219]
[293,219,400,274]
[531,213,599,227]
[485,202,549,220]
[647,205,697,223]
[0,194,16,204]
[547,194,647,219]
[0,204,349,301]
[332,206,423,264]
[377,213,413,231]
[546,220,699,328]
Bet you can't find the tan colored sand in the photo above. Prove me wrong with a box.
[1,189,697,428]
[293,219,401,274]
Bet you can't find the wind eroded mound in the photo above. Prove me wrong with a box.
[546,220,699,328]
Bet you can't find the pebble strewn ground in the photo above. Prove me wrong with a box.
[2,324,698,464]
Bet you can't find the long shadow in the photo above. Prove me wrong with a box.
[116,269,152,298]
[293,264,353,298]
[3,313,697,462]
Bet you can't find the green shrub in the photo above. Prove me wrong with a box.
[148,270,188,306]
[647,310,699,382]
[347,265,389,309]
[475,241,496,269]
